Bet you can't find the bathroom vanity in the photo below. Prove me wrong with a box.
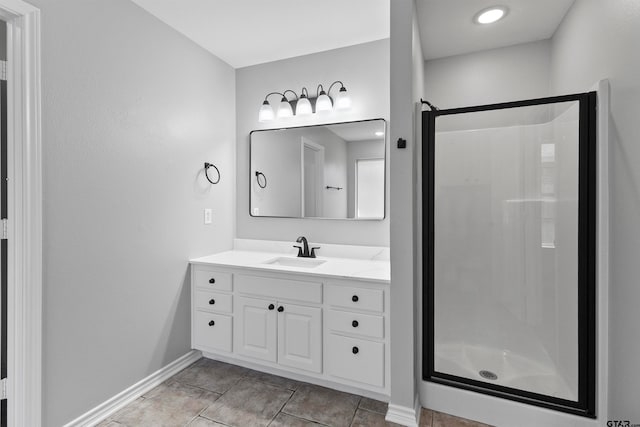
[190,239,391,399]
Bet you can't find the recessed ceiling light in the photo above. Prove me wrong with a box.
[474,6,508,24]
[375,131,384,137]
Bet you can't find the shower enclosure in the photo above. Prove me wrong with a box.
[422,93,596,417]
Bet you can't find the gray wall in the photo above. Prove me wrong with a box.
[423,39,551,109]
[388,0,423,412]
[410,5,425,414]
[250,130,303,217]
[314,129,349,218]
[550,0,640,421]
[236,39,390,246]
[30,0,236,425]
[0,20,5,61]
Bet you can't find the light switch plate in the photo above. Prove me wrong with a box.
[204,209,213,224]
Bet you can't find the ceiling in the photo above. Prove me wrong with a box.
[130,0,390,69]
[329,120,386,143]
[417,0,575,60]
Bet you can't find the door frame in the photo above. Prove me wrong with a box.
[300,137,324,218]
[0,1,42,426]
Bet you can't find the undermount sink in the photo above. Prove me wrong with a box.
[263,256,327,268]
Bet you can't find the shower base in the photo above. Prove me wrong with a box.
[434,342,576,401]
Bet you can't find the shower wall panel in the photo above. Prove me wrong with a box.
[432,102,580,401]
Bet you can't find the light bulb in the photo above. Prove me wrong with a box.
[475,6,508,24]
[277,97,293,118]
[296,96,313,116]
[315,91,333,112]
[258,100,274,122]
[334,86,351,110]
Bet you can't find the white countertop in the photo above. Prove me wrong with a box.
[190,239,390,284]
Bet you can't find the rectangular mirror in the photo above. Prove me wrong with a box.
[250,119,386,220]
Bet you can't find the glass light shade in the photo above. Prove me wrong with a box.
[277,97,294,118]
[315,92,333,112]
[258,101,274,122]
[334,87,351,110]
[296,97,313,116]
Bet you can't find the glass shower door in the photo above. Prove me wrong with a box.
[422,94,596,417]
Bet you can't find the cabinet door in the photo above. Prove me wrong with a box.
[235,296,277,362]
[277,303,322,373]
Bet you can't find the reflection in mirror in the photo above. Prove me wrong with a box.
[250,119,386,220]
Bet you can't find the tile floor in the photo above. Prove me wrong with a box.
[98,358,492,427]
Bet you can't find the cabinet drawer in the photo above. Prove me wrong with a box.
[193,268,232,291]
[193,311,232,353]
[326,334,384,387]
[325,285,383,313]
[194,290,232,313]
[236,274,321,304]
[327,309,384,339]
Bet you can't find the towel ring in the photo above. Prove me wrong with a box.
[255,171,267,188]
[204,162,220,184]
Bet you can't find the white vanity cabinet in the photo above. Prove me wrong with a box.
[324,284,386,388]
[190,255,390,399]
[277,302,322,373]
[234,295,322,373]
[234,295,277,362]
[191,267,234,354]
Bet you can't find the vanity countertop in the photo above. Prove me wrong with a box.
[190,240,390,284]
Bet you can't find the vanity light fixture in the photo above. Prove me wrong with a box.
[259,97,276,122]
[296,87,313,116]
[315,85,333,113]
[474,6,508,24]
[277,96,294,118]
[334,86,351,110]
[258,81,351,122]
[259,91,295,122]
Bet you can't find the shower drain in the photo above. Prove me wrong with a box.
[479,370,498,380]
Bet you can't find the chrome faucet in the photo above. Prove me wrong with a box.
[294,236,320,258]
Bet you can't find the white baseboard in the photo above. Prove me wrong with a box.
[385,395,421,427]
[63,350,202,427]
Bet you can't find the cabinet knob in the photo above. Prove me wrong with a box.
[352,346,359,354]
[352,320,359,328]
[268,304,275,310]
[277,306,284,312]
[209,299,215,305]
[209,278,216,284]
[352,295,359,302]
[208,320,215,326]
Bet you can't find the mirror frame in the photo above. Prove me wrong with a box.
[249,118,387,220]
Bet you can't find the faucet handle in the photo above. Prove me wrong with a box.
[310,247,321,258]
[293,245,304,257]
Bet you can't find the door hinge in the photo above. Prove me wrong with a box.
[1,218,7,240]
[0,378,7,400]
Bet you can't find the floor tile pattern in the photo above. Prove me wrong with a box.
[97,358,493,427]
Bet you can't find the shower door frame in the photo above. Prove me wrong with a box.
[422,92,597,418]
